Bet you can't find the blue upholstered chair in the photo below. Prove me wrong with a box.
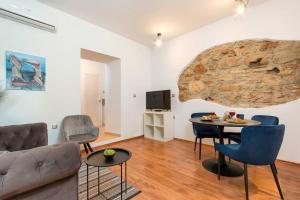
[191,112,220,160]
[228,115,279,143]
[215,125,285,200]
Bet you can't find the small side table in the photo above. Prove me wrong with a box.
[84,148,132,200]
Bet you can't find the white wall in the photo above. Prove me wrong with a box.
[105,60,121,134]
[0,0,151,144]
[152,0,300,163]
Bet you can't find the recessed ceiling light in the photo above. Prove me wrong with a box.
[235,0,249,15]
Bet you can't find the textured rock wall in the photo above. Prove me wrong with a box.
[178,39,300,108]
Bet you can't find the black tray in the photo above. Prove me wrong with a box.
[85,148,132,167]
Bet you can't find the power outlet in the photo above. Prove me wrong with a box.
[52,124,58,129]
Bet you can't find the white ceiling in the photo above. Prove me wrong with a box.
[38,0,268,47]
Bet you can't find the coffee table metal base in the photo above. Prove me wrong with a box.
[86,163,127,200]
[202,158,244,177]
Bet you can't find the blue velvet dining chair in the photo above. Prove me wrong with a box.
[228,115,279,144]
[215,125,285,200]
[191,112,220,160]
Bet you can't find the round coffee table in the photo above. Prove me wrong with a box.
[84,148,132,200]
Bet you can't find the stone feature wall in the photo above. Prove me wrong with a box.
[178,39,300,108]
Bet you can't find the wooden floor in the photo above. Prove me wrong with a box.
[92,132,120,143]
[85,137,300,200]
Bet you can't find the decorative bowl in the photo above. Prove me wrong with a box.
[104,149,116,159]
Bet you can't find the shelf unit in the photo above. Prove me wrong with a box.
[143,111,174,142]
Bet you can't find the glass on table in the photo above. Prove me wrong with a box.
[236,114,244,119]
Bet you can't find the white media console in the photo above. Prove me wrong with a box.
[143,111,174,142]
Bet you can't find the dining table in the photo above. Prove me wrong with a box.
[189,117,261,177]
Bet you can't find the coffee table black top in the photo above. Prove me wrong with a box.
[85,148,132,167]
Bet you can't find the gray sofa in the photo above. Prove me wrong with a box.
[0,123,81,200]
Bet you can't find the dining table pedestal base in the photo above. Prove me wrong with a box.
[202,158,244,177]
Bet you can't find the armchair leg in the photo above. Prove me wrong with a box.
[87,143,94,152]
[199,138,202,160]
[194,137,198,152]
[244,163,249,200]
[83,144,89,154]
[270,164,284,199]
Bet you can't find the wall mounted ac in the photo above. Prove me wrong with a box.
[0,8,56,33]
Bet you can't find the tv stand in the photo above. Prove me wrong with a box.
[143,111,174,142]
[152,109,164,112]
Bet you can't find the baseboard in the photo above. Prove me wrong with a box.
[174,137,300,166]
[174,137,213,147]
[82,136,300,165]
[81,135,144,153]
[96,135,144,148]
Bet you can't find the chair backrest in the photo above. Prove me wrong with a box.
[251,115,279,125]
[239,125,285,165]
[191,113,219,138]
[0,123,48,152]
[62,115,94,139]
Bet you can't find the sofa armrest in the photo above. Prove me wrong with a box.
[0,143,81,200]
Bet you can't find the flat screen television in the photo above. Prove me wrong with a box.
[146,90,171,110]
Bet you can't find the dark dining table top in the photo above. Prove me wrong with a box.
[189,118,261,127]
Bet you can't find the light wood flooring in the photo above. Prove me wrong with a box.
[92,130,120,143]
[84,137,300,200]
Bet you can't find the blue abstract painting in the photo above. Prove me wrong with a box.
[6,51,46,91]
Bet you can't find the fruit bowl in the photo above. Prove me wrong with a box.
[104,149,116,159]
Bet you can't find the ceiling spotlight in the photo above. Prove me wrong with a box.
[235,0,249,15]
[155,33,162,47]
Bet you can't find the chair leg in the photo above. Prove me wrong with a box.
[228,139,231,162]
[244,163,249,200]
[213,138,216,153]
[83,144,89,154]
[194,137,198,152]
[218,151,221,180]
[199,138,202,160]
[273,163,278,174]
[87,143,94,152]
[270,164,284,199]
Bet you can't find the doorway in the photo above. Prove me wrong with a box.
[80,49,121,143]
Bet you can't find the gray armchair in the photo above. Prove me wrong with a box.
[0,123,81,200]
[62,115,99,154]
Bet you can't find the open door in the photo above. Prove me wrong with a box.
[83,73,101,126]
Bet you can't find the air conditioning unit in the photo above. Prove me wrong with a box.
[0,8,56,33]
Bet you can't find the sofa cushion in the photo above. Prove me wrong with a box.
[0,143,80,200]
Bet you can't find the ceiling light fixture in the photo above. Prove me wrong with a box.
[155,33,162,47]
[235,0,249,15]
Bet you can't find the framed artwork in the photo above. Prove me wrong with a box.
[6,51,46,91]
